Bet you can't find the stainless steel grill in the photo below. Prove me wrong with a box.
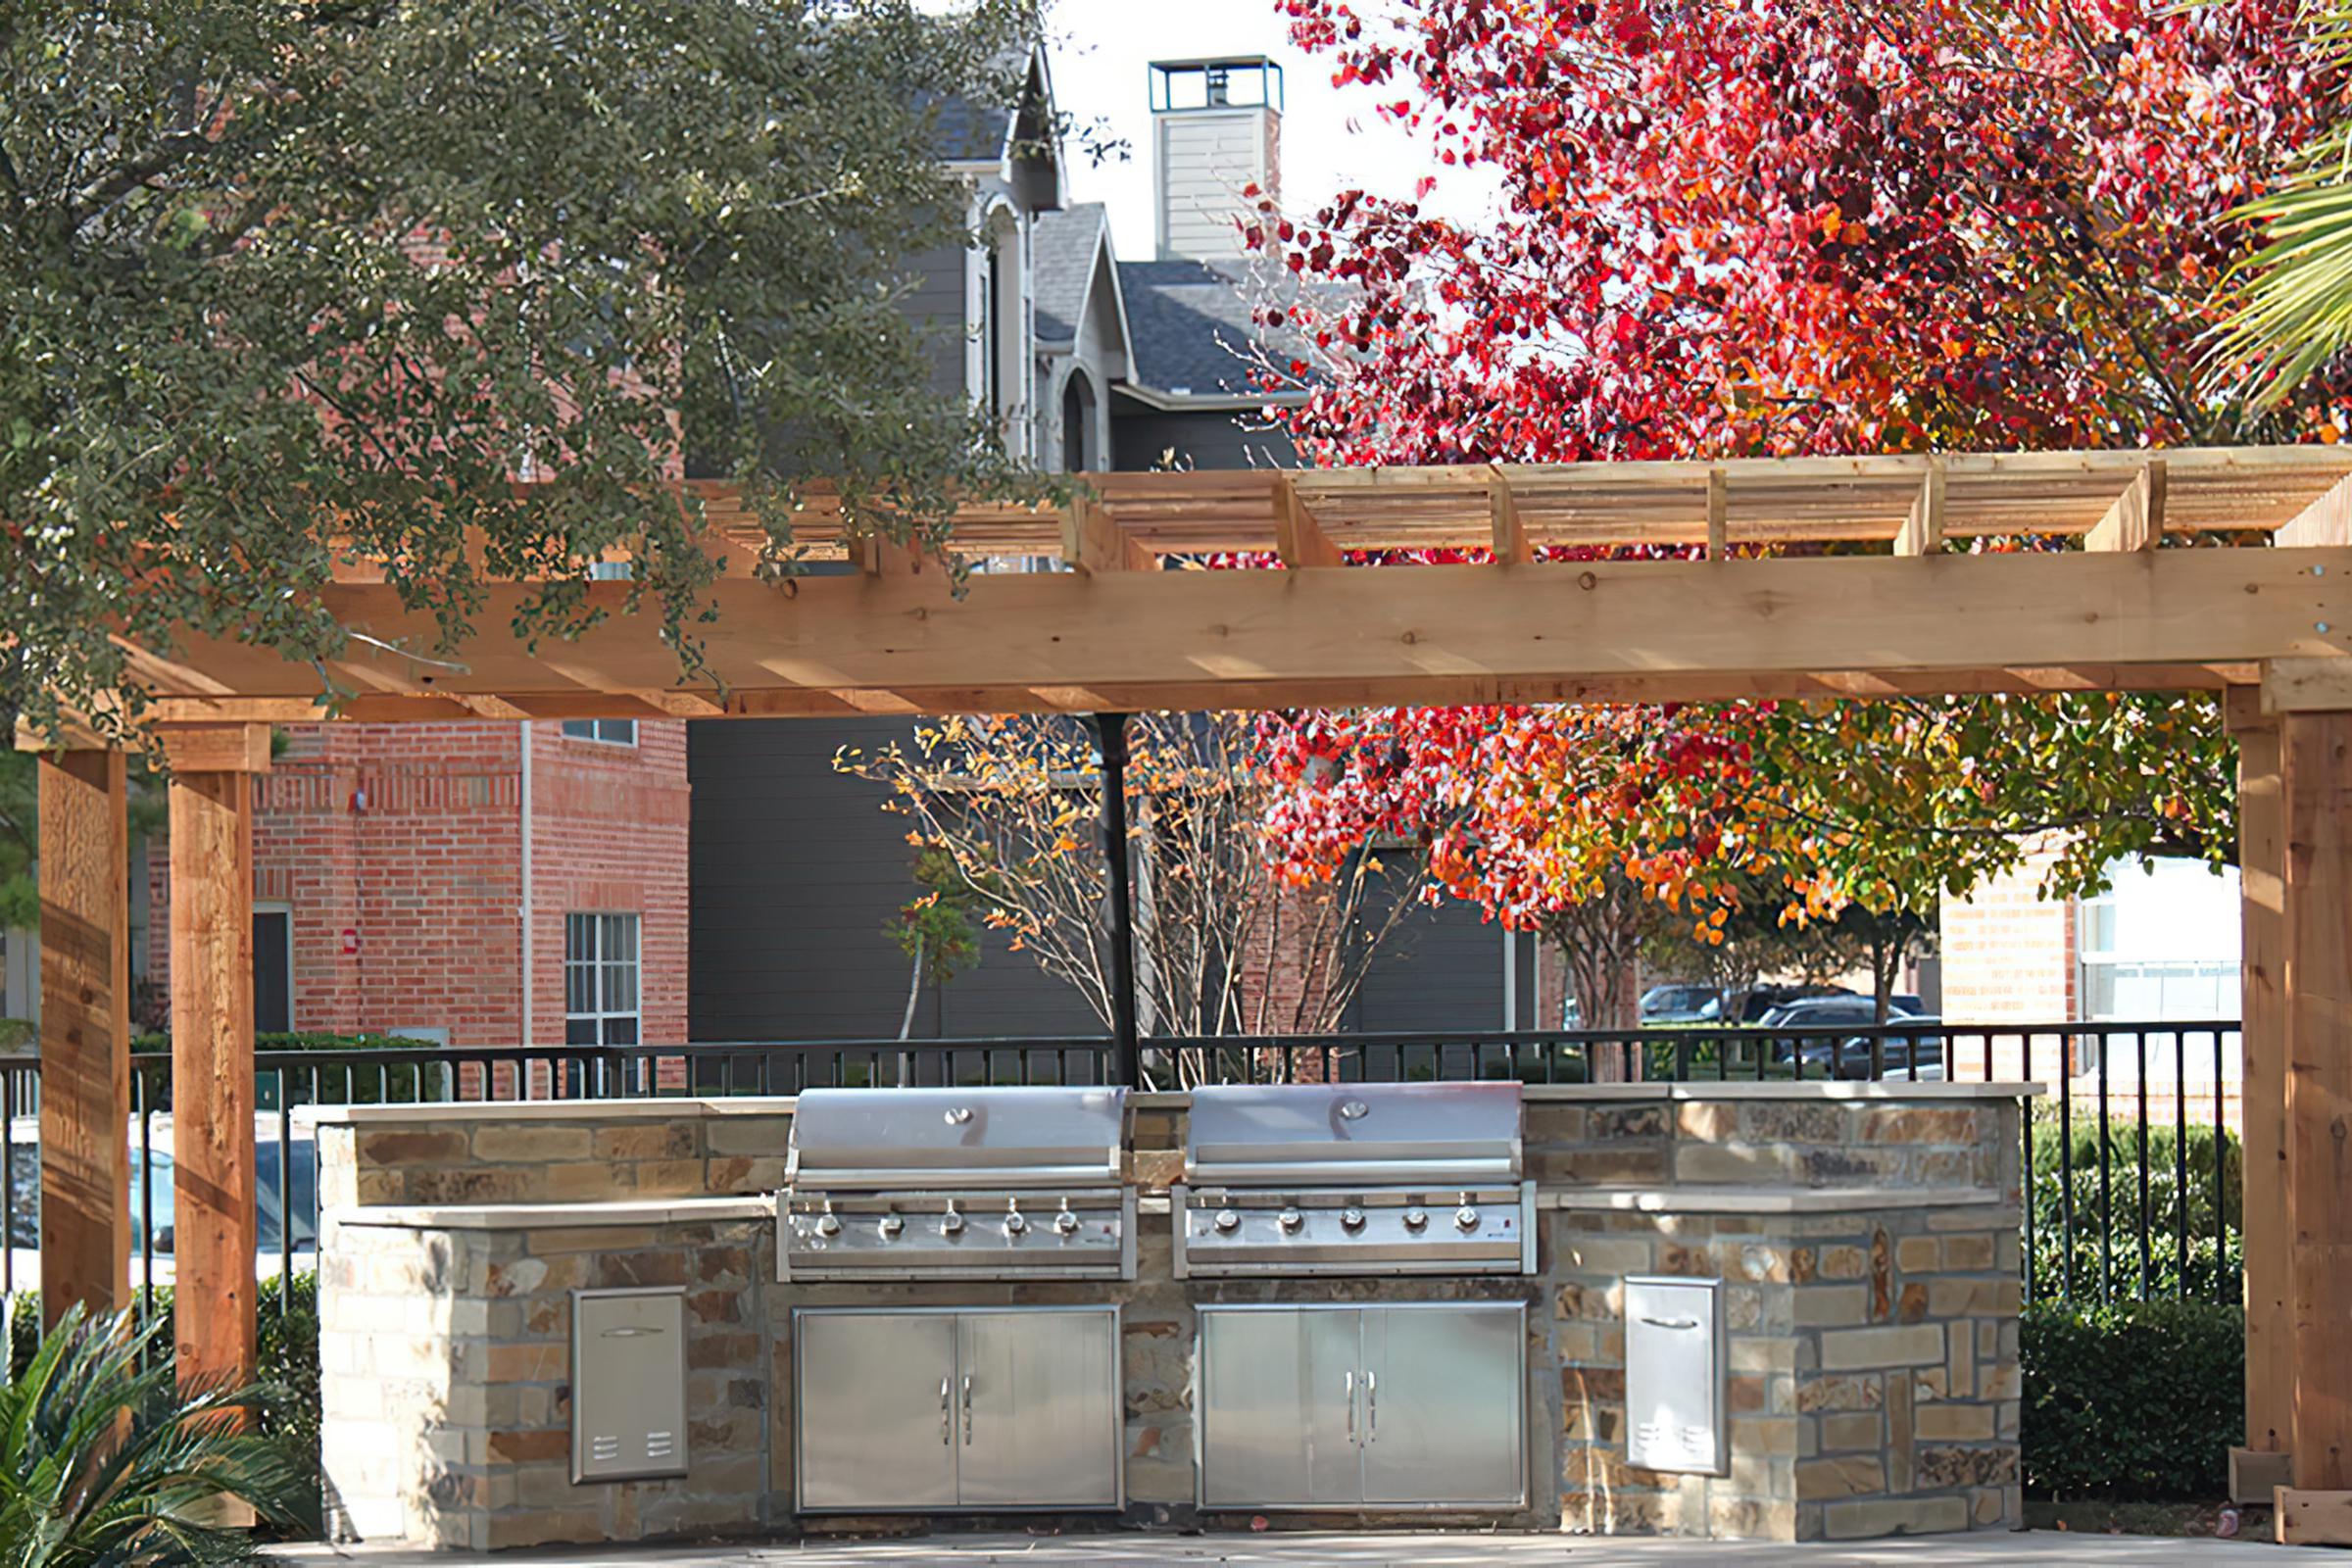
[1173,1082,1535,1278]
[777,1086,1135,1281]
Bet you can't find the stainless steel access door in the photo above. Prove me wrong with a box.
[1357,1302,1527,1507]
[955,1308,1121,1508]
[795,1310,959,1512]
[1198,1306,1362,1507]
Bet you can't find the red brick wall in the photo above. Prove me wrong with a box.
[147,720,688,1050]
[523,721,690,1049]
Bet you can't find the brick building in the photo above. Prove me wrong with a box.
[144,721,689,1050]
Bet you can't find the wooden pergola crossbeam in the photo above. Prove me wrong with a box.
[661,448,2352,564]
[74,546,2349,724]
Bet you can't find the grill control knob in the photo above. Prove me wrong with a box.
[1213,1208,1241,1233]
[940,1209,965,1238]
[1054,1208,1081,1236]
[1004,1210,1029,1237]
[1454,1204,1482,1232]
[815,1210,842,1238]
[1341,1206,1367,1232]
[1279,1206,1305,1233]
[877,1213,903,1240]
[1402,1207,1429,1232]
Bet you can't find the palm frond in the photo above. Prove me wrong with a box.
[2206,0,2352,408]
[0,1305,312,1568]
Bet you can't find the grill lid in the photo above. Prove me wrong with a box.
[786,1086,1128,1190]
[1184,1081,1523,1187]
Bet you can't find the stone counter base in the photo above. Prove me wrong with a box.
[319,1208,2018,1549]
[313,1091,2024,1550]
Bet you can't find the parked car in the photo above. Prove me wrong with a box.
[1710,984,1855,1024]
[1823,1018,1948,1081]
[1640,984,1720,1024]
[4,1113,318,1292]
[1755,995,1922,1030]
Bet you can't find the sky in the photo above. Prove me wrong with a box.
[1039,0,1484,259]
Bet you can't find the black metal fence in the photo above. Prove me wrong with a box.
[0,1020,2241,1321]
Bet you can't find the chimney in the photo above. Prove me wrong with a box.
[1149,57,1283,265]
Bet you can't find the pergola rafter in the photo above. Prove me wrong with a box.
[28,443,2352,1530]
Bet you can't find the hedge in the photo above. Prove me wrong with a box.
[2022,1298,2242,1501]
[2028,1109,2243,1303]
[128,1031,448,1109]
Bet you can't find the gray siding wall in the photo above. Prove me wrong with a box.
[1110,397,1298,473]
[903,242,970,398]
[687,715,1099,1043]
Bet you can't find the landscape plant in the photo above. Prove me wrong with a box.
[840,711,1428,1076]
[0,1303,312,1565]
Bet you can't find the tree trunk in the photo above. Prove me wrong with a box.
[899,933,925,1041]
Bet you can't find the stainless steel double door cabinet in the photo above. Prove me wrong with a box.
[794,1305,1122,1513]
[1197,1301,1527,1510]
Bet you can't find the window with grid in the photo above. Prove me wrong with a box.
[564,912,641,1047]
[561,717,637,746]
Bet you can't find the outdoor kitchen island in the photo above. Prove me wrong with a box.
[307,1078,2032,1551]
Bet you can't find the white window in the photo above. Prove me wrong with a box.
[2079,857,2241,1023]
[562,718,637,746]
[565,912,641,1047]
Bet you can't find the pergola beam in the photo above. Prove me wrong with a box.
[97,548,2349,720]
[1273,475,1343,567]
[2083,461,2168,553]
[1894,460,1946,557]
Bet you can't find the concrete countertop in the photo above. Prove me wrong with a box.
[296,1079,2037,1128]
[326,1195,777,1231]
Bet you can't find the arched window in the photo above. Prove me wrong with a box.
[1061,368,1095,473]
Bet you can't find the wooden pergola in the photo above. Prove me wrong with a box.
[29,444,2352,1523]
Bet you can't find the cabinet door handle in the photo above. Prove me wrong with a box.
[1345,1370,1356,1444]
[960,1373,973,1446]
[940,1376,953,1445]
[1365,1370,1377,1442]
[1640,1316,1700,1331]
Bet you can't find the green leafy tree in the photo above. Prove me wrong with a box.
[2,1,1043,744]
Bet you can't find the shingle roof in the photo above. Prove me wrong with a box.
[924,91,1012,165]
[1033,204,1107,345]
[1116,258,1300,399]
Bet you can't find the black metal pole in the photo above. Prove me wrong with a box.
[1092,712,1141,1088]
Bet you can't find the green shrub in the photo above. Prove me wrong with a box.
[7,1275,321,1537]
[2021,1298,2242,1501]
[128,1033,448,1109]
[2028,1109,2242,1302]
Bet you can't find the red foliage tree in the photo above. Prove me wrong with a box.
[1248,0,2332,1033]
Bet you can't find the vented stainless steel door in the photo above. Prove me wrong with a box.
[795,1310,958,1511]
[1358,1302,1526,1507]
[954,1307,1121,1508]
[1198,1306,1363,1507]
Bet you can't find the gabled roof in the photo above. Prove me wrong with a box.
[1033,203,1113,345]
[1114,257,1312,406]
[926,43,1064,210]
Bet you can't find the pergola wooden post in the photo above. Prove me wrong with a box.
[2230,689,2293,1494]
[35,750,131,1323]
[163,724,269,1404]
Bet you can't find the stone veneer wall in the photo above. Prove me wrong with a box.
[313,1088,2024,1549]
